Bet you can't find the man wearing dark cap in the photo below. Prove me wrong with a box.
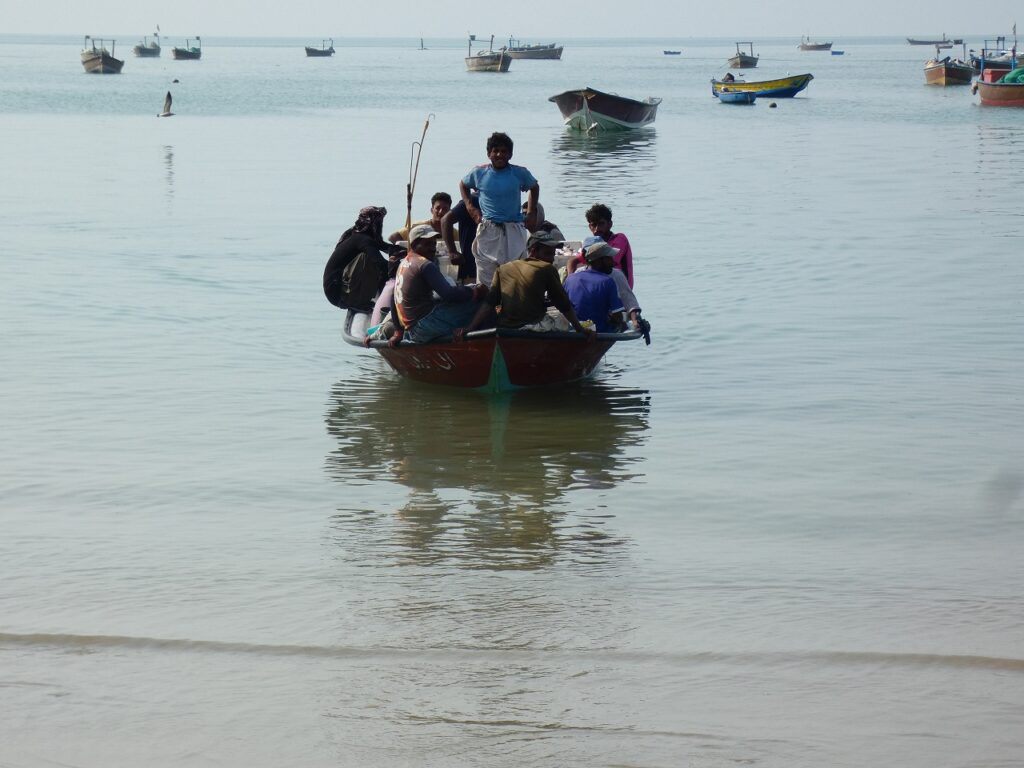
[563,241,625,333]
[390,224,487,345]
[457,230,591,337]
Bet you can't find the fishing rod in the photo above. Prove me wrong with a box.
[405,113,435,230]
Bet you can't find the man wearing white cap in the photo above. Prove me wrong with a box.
[391,224,487,345]
[563,241,625,333]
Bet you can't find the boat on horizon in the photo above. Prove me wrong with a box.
[132,32,160,57]
[710,73,814,98]
[305,38,335,57]
[548,86,661,131]
[342,310,644,393]
[728,42,758,69]
[80,36,123,74]
[908,35,954,48]
[503,37,562,60]
[172,37,201,60]
[664,50,681,55]
[798,36,832,51]
[465,35,510,72]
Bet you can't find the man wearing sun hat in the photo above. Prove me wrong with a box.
[390,224,487,345]
[563,240,625,333]
[456,229,591,338]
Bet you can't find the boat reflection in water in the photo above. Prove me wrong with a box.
[548,129,658,205]
[323,361,651,569]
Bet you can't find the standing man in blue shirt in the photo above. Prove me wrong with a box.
[459,132,539,288]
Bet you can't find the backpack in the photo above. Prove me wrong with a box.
[336,250,383,312]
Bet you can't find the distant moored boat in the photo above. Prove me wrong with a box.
[798,36,833,51]
[81,36,124,74]
[728,42,758,68]
[305,38,335,57]
[503,37,563,60]
[172,37,201,60]
[132,32,161,57]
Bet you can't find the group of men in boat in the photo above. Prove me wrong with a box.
[323,131,650,346]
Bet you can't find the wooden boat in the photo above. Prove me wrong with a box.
[798,36,832,51]
[908,35,953,46]
[305,39,334,57]
[974,72,1024,106]
[548,87,661,131]
[80,36,124,74]
[728,42,758,69]
[342,311,643,393]
[970,38,1015,74]
[465,35,510,72]
[925,56,974,85]
[710,73,813,98]
[172,37,201,60]
[503,37,562,60]
[925,45,973,85]
[132,33,161,57]
[663,50,681,55]
[717,89,757,104]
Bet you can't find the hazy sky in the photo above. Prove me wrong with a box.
[4,0,1018,38]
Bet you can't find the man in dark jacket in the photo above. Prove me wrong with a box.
[323,205,391,311]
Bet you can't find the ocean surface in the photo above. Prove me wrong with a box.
[1,35,1022,767]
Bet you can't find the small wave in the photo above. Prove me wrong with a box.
[3,633,1022,672]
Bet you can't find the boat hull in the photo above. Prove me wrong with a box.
[133,44,160,57]
[305,47,334,57]
[924,60,973,85]
[799,42,832,51]
[81,50,124,74]
[465,51,511,72]
[717,90,757,104]
[975,80,1024,107]
[548,87,661,130]
[343,314,639,392]
[728,54,758,69]
[505,45,562,60]
[710,73,814,98]
[172,48,201,60]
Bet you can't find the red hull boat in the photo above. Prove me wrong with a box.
[342,311,644,392]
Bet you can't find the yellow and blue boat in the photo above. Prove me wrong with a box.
[711,73,814,99]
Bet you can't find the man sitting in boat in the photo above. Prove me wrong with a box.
[386,192,453,244]
[577,236,647,333]
[387,224,487,346]
[565,204,635,288]
[563,241,625,333]
[323,205,391,312]
[459,132,539,288]
[455,230,592,339]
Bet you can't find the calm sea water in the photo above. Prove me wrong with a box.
[1,35,1023,767]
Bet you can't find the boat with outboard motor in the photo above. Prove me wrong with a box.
[711,72,814,98]
[342,310,644,392]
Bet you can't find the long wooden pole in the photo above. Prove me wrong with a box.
[405,114,434,230]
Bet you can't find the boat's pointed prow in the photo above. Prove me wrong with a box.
[159,90,174,117]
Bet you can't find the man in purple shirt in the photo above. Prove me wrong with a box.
[563,241,625,333]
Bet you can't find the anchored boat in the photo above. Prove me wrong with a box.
[711,73,814,98]
[80,36,124,74]
[548,87,661,131]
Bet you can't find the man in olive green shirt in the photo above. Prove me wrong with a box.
[456,230,591,336]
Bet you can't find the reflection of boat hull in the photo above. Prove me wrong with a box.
[343,312,641,393]
[465,51,510,72]
[975,80,1024,107]
[81,50,124,74]
[710,73,813,98]
[924,59,974,85]
[548,87,661,131]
